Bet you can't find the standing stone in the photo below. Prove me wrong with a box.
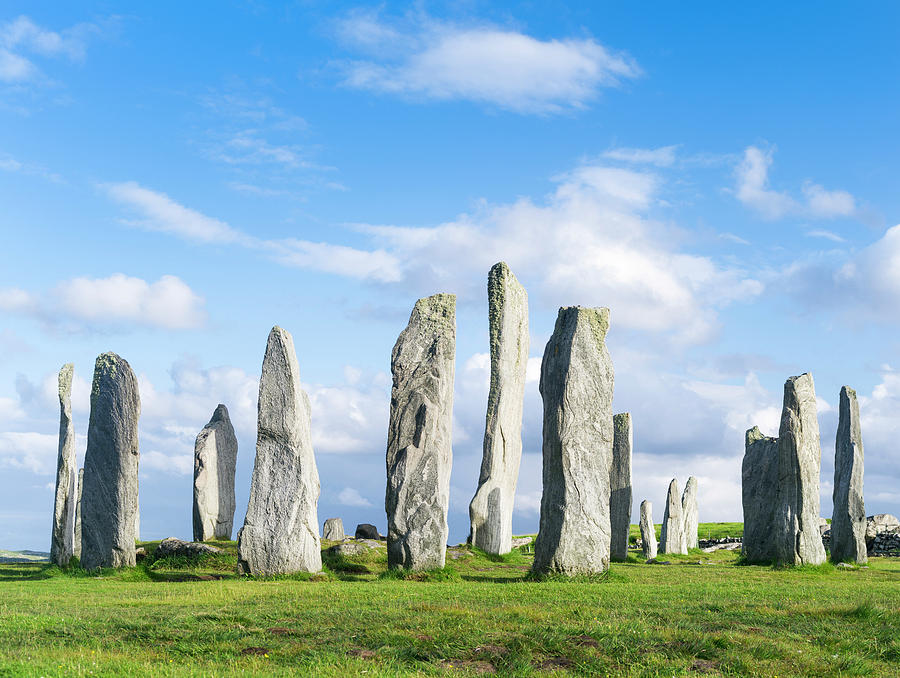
[639,500,657,559]
[660,478,686,554]
[50,363,77,567]
[237,326,322,575]
[775,373,826,565]
[323,518,344,541]
[609,412,633,561]
[681,476,699,550]
[469,262,529,556]
[831,386,867,564]
[741,426,778,563]
[192,404,238,542]
[134,486,140,542]
[386,294,456,571]
[80,353,141,570]
[532,306,614,575]
[73,468,84,560]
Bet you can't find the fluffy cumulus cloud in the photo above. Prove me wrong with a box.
[335,10,640,114]
[0,274,207,330]
[735,145,856,220]
[0,15,101,84]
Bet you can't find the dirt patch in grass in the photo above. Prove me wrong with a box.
[440,659,496,673]
[475,644,508,656]
[571,634,598,648]
[690,658,720,673]
[536,656,574,670]
[267,627,296,636]
[240,646,269,656]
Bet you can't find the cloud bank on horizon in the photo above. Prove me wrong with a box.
[0,4,898,549]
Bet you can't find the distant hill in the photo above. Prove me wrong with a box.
[0,549,50,564]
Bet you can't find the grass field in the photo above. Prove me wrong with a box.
[0,524,897,677]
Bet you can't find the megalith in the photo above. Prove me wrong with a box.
[237,326,322,575]
[193,404,238,542]
[660,478,686,554]
[74,467,84,560]
[50,363,77,567]
[532,306,614,575]
[775,373,826,565]
[639,500,657,559]
[469,262,529,556]
[80,353,141,570]
[385,294,456,571]
[681,476,699,550]
[323,518,344,541]
[831,386,866,564]
[609,412,633,561]
[741,426,778,563]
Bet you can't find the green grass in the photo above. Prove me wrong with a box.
[629,521,744,543]
[0,529,897,677]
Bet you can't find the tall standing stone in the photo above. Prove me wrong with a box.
[831,386,867,564]
[741,426,778,563]
[639,500,657,559]
[73,468,84,560]
[469,263,529,556]
[775,373,826,565]
[50,363,77,567]
[386,294,456,571]
[322,518,344,541]
[193,404,238,542]
[609,412,633,561]
[80,353,141,570]
[237,327,322,575]
[681,476,699,550]
[532,306,614,575]
[660,478,686,554]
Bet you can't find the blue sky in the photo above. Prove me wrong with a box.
[1,2,898,550]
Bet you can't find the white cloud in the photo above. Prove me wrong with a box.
[735,145,856,220]
[0,287,36,312]
[141,450,193,475]
[337,12,640,114]
[602,145,677,167]
[55,274,206,330]
[103,182,244,244]
[0,15,101,84]
[337,486,373,507]
[0,431,57,474]
[805,229,845,243]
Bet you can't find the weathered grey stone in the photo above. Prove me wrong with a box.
[386,294,456,571]
[327,540,384,558]
[741,426,778,563]
[80,353,141,570]
[469,262,529,556]
[681,476,699,550]
[831,386,866,564]
[639,500,657,559]
[609,412,633,562]
[532,306,614,575]
[50,364,77,567]
[866,514,900,544]
[73,468,83,560]
[134,489,140,542]
[323,518,344,541]
[237,326,322,576]
[156,537,223,559]
[192,404,238,542]
[355,523,381,540]
[660,478,686,554]
[775,373,826,565]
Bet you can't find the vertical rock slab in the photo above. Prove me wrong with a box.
[80,353,141,570]
[532,306,614,575]
[469,262,529,556]
[639,500,657,559]
[237,326,322,575]
[775,373,826,565]
[74,468,84,560]
[386,294,456,571]
[681,476,699,550]
[741,426,778,563]
[323,518,344,541]
[609,412,633,561]
[193,404,238,541]
[660,478,686,554]
[831,386,867,564]
[50,363,77,567]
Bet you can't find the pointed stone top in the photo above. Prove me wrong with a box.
[209,403,230,425]
[58,363,74,398]
[841,385,857,399]
[488,261,524,288]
